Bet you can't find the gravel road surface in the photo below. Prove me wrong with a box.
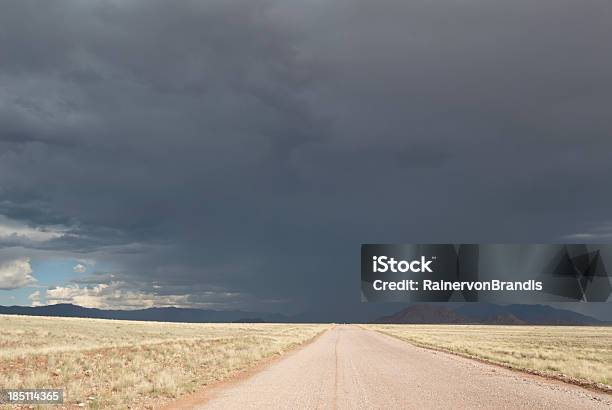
[198,325,611,409]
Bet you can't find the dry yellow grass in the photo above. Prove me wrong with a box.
[0,314,328,409]
[366,324,612,387]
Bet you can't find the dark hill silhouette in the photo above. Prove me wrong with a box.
[376,305,467,324]
[0,304,287,323]
[0,303,607,325]
[373,304,606,325]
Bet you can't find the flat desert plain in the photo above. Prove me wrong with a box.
[1,315,611,409]
[0,314,327,409]
[366,324,612,388]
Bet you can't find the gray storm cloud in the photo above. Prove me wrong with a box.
[0,0,611,313]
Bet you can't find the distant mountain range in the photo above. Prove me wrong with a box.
[0,303,608,325]
[0,304,288,323]
[374,304,609,325]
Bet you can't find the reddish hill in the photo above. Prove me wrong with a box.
[485,313,526,325]
[375,305,468,324]
[373,304,606,325]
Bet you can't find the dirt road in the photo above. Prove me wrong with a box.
[196,326,611,409]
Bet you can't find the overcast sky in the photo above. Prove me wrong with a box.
[0,0,611,318]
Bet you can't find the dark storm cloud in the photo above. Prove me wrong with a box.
[1,0,611,313]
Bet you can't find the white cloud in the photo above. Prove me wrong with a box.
[77,258,96,267]
[0,258,37,290]
[28,290,42,307]
[44,282,190,310]
[73,263,87,273]
[563,223,612,240]
[0,215,66,243]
